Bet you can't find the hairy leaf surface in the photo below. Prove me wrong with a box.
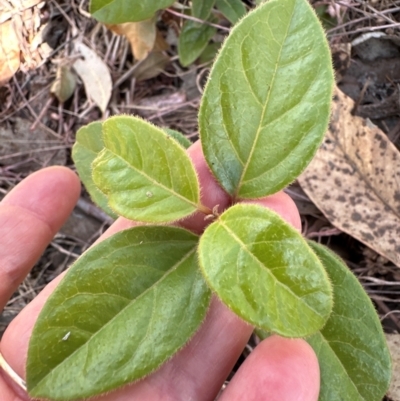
[215,0,246,23]
[27,226,210,400]
[178,20,216,67]
[92,116,201,223]
[307,242,391,401]
[72,122,117,219]
[89,0,175,24]
[163,128,192,149]
[199,0,333,198]
[198,204,333,337]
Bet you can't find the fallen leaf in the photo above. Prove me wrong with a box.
[298,87,400,267]
[108,18,156,61]
[50,65,76,102]
[386,334,400,400]
[132,51,170,81]
[0,19,20,85]
[72,41,112,113]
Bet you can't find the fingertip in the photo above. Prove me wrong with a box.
[2,166,81,234]
[220,335,320,401]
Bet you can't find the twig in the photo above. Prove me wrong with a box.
[76,198,114,225]
[165,8,230,32]
[330,22,400,37]
[50,242,80,259]
[352,77,371,115]
[30,97,54,130]
[0,146,68,162]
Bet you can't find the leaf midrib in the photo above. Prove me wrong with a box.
[32,247,197,391]
[102,147,200,211]
[317,331,367,401]
[234,0,296,198]
[218,219,324,318]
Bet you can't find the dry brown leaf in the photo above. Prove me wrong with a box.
[72,41,112,113]
[133,51,170,81]
[386,334,399,400]
[0,19,20,85]
[108,18,156,61]
[0,0,43,24]
[298,87,400,267]
[50,65,76,103]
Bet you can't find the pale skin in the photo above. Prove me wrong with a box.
[0,141,320,401]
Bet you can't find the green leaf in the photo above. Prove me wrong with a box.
[198,204,333,337]
[27,226,211,400]
[192,0,215,20]
[178,20,216,67]
[89,0,175,24]
[306,241,391,401]
[92,116,202,223]
[199,0,334,198]
[163,128,192,149]
[199,41,221,64]
[72,122,117,219]
[215,0,246,23]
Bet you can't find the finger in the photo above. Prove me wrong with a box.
[0,167,80,311]
[178,141,232,233]
[2,142,302,400]
[219,335,320,401]
[241,193,302,231]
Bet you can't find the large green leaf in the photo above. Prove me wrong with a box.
[89,0,175,24]
[307,242,391,401]
[215,0,246,24]
[72,122,117,219]
[192,0,215,20]
[178,20,216,67]
[92,116,203,223]
[198,204,333,337]
[27,226,211,400]
[199,0,334,199]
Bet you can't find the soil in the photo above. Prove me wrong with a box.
[1,1,400,400]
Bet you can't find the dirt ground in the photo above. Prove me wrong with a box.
[1,1,400,400]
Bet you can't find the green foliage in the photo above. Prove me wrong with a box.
[215,0,246,23]
[307,242,391,401]
[198,204,332,337]
[178,19,217,67]
[162,128,192,149]
[257,241,392,401]
[26,1,390,400]
[92,116,202,223]
[199,0,333,198]
[89,0,175,24]
[192,0,216,19]
[72,122,118,219]
[27,226,210,400]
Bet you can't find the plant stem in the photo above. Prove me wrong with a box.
[198,203,213,215]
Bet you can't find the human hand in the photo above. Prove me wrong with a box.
[0,141,320,401]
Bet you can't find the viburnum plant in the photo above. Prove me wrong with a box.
[26,0,391,400]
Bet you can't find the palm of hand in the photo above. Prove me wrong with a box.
[0,142,319,401]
